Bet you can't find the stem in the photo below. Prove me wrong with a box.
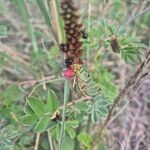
[18,75,55,94]
[28,78,65,96]
[47,130,54,150]
[58,96,91,109]
[48,0,65,44]
[87,2,91,67]
[86,115,92,133]
[122,6,150,27]
[34,133,40,150]
[58,79,70,150]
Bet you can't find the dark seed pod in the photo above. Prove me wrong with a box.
[81,30,88,39]
[59,43,68,53]
[110,35,120,53]
[65,57,74,67]
[51,113,62,122]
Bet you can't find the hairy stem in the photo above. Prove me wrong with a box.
[58,79,70,150]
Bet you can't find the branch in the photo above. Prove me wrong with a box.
[34,133,40,150]
[91,50,150,146]
[59,96,91,109]
[122,7,150,27]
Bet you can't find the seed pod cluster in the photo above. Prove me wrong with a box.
[60,0,84,68]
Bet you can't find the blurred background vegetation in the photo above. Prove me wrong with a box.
[0,0,149,149]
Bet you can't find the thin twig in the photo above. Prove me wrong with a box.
[18,75,55,94]
[34,133,40,150]
[91,51,150,146]
[122,7,150,27]
[59,96,91,109]
[87,2,91,67]
[47,130,54,150]
[28,78,65,96]
[58,79,70,150]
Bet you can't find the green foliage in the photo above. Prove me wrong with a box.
[75,102,89,111]
[21,95,53,131]
[77,132,92,149]
[17,0,38,52]
[0,25,7,37]
[0,125,34,150]
[76,67,111,123]
[36,0,52,29]
[20,114,37,125]
[0,125,20,150]
[65,120,79,128]
[84,18,148,64]
[23,104,34,114]
[0,0,149,149]
[93,66,118,101]
[0,85,23,122]
[66,127,76,139]
[62,135,75,150]
[27,96,45,117]
[21,91,79,140]
[119,36,147,64]
[47,90,59,113]
[34,116,50,132]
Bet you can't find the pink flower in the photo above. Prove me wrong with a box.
[63,68,74,78]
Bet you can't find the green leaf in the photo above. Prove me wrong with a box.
[0,25,7,37]
[62,135,75,150]
[77,132,92,148]
[47,90,59,113]
[17,0,38,53]
[91,107,100,124]
[65,120,78,128]
[27,96,45,117]
[36,0,52,29]
[94,67,118,102]
[20,114,37,125]
[95,100,108,107]
[34,116,49,132]
[127,49,140,54]
[137,43,148,49]
[47,120,57,130]
[67,127,76,139]
[118,27,126,35]
[97,107,108,117]
[23,105,34,114]
[74,113,84,122]
[75,102,89,111]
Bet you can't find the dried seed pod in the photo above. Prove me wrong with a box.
[65,57,74,68]
[59,43,68,53]
[51,112,62,122]
[81,30,88,39]
[110,35,120,53]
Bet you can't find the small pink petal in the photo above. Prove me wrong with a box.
[63,68,74,78]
